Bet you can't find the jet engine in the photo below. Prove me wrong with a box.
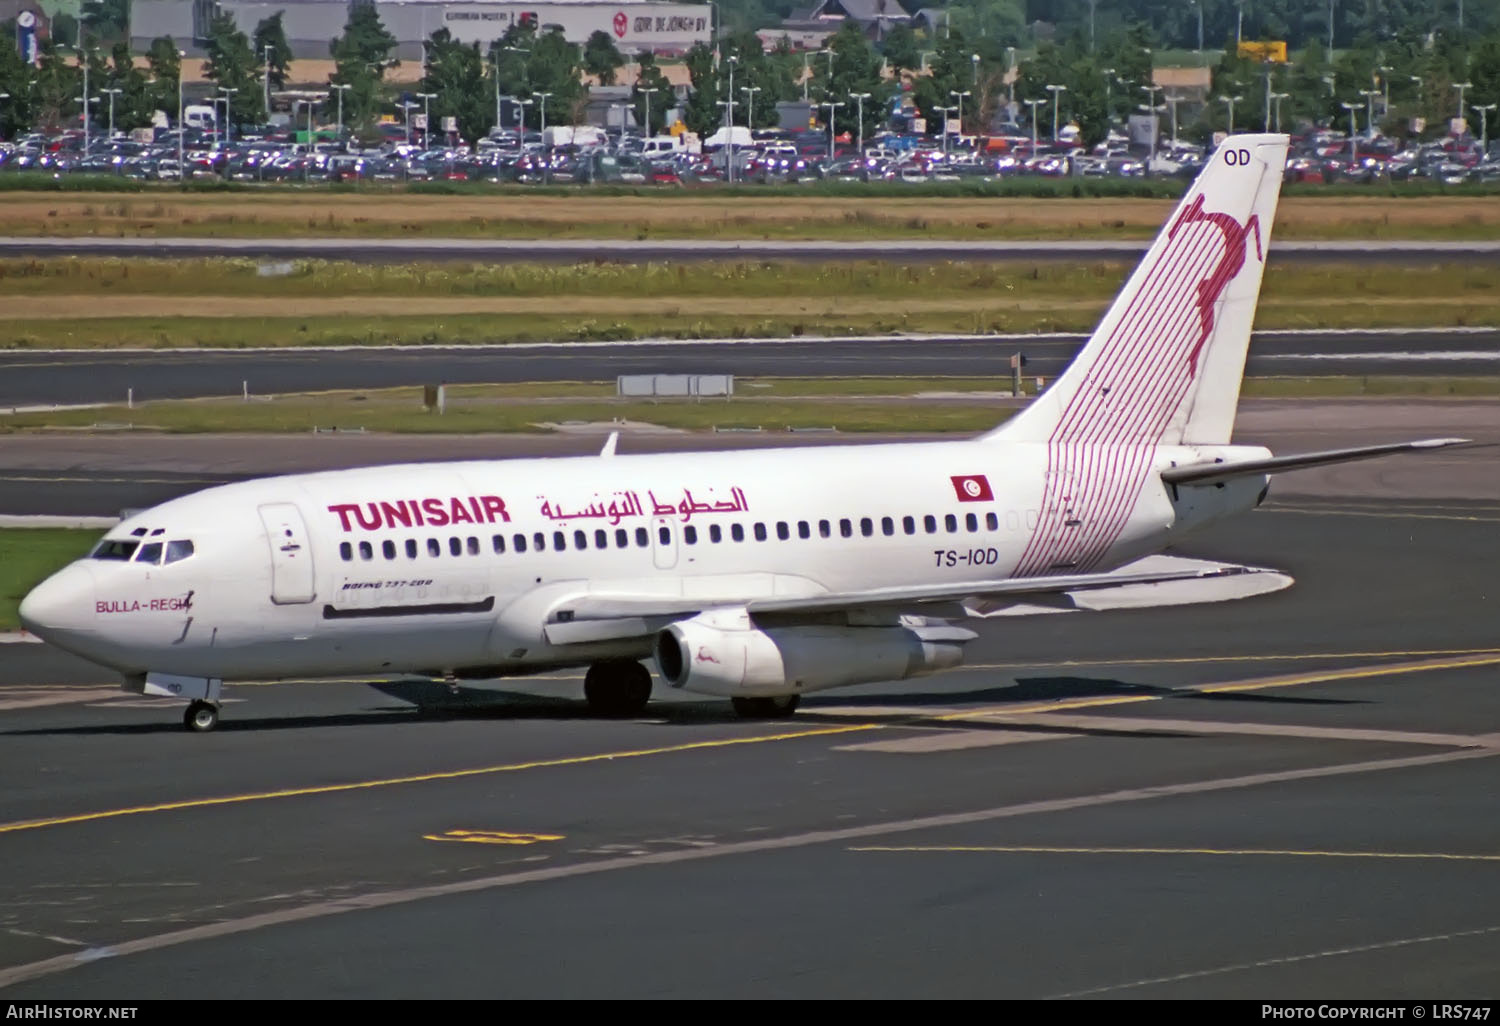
[653,608,973,698]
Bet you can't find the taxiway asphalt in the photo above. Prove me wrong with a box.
[3,331,1498,410]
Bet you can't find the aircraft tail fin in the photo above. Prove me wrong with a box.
[984,134,1289,447]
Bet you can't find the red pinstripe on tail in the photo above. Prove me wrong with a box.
[982,134,1289,577]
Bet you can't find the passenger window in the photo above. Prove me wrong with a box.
[859,518,873,537]
[615,528,628,548]
[924,515,937,534]
[839,519,852,538]
[91,539,139,560]
[533,532,547,552]
[945,514,958,533]
[574,530,588,550]
[164,539,193,564]
[358,541,373,560]
[553,531,566,551]
[731,523,745,542]
[595,529,607,549]
[684,525,698,545]
[902,516,915,535]
[492,535,505,554]
[135,542,163,564]
[450,537,462,557]
[467,536,480,555]
[965,513,978,532]
[797,521,810,540]
[407,539,419,558]
[635,527,648,547]
[659,526,671,545]
[772,522,786,541]
[514,534,528,553]
[383,540,397,559]
[818,520,830,538]
[753,523,767,542]
[986,512,999,531]
[709,524,722,543]
[340,541,353,562]
[881,517,894,536]
[428,538,441,557]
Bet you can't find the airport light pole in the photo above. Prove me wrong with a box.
[741,84,761,135]
[1219,93,1243,135]
[263,44,274,122]
[219,87,238,145]
[176,49,184,183]
[1456,81,1472,122]
[971,52,980,87]
[418,91,436,146]
[1362,88,1381,134]
[950,89,970,138]
[935,104,955,157]
[101,86,121,141]
[1045,83,1066,141]
[333,82,351,143]
[1271,92,1289,133]
[1341,100,1360,166]
[1474,103,1497,154]
[401,99,417,145]
[535,90,552,183]
[1023,97,1043,148]
[640,86,658,137]
[1377,65,1392,114]
[823,99,845,160]
[850,90,869,155]
[1166,93,1183,147]
[724,54,737,182]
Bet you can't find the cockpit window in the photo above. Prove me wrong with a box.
[164,539,194,564]
[91,539,139,561]
[135,542,163,564]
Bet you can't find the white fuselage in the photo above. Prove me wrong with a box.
[21,437,1270,682]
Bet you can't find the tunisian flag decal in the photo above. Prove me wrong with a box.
[951,474,994,502]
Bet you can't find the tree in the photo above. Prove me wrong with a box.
[145,36,181,125]
[254,12,294,93]
[80,0,128,46]
[329,4,398,131]
[30,40,82,133]
[807,23,894,142]
[882,23,920,76]
[106,40,154,131]
[521,27,587,127]
[0,26,38,137]
[681,41,719,135]
[583,29,624,86]
[420,28,489,142]
[630,51,674,136]
[203,10,265,125]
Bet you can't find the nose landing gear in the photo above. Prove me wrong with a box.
[184,700,220,732]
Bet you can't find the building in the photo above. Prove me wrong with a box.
[131,0,711,61]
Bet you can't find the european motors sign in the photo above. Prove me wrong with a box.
[438,3,709,49]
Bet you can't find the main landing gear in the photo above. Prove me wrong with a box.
[731,695,800,719]
[183,700,220,733]
[583,660,653,717]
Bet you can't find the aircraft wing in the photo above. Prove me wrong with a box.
[540,556,1291,645]
[1162,438,1471,486]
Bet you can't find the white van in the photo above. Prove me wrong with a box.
[639,136,683,157]
[183,104,216,130]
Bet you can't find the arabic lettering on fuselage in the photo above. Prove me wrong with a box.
[327,495,511,533]
[537,487,749,524]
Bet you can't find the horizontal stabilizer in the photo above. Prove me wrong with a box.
[1162,438,1471,486]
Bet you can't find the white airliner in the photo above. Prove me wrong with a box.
[19,134,1466,731]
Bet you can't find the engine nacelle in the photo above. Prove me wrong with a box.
[653,608,973,698]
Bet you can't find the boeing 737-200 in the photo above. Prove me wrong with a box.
[19,134,1466,731]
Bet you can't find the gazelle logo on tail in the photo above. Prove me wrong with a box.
[1168,194,1264,374]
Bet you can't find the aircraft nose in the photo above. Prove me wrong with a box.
[19,562,96,641]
